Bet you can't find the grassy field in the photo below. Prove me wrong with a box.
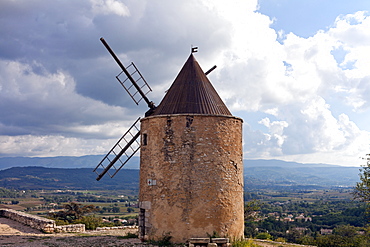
[0,189,140,222]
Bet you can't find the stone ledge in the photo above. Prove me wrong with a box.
[55,224,85,233]
[188,238,231,247]
[95,226,138,231]
[0,209,85,233]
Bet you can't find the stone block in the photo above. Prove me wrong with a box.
[189,238,210,243]
[140,201,151,210]
[211,238,229,243]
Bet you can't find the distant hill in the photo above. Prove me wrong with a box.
[244,161,360,189]
[0,155,140,170]
[0,156,361,190]
[0,166,139,191]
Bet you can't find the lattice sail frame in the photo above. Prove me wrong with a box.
[116,62,153,105]
[93,118,141,181]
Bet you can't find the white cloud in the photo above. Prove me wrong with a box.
[1,0,370,166]
[208,6,370,165]
[90,0,130,17]
[0,135,115,157]
[0,60,128,138]
[258,117,288,147]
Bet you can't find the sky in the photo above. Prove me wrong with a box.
[1,0,370,167]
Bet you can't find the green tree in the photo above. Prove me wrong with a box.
[244,199,262,221]
[244,199,262,238]
[255,232,272,240]
[333,225,357,238]
[353,154,370,203]
[63,202,96,219]
[112,206,120,213]
[49,202,97,223]
[74,215,102,230]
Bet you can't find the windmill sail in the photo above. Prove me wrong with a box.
[94,38,156,181]
[100,37,155,111]
[93,118,141,181]
[116,62,153,106]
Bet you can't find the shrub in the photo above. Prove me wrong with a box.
[118,232,139,239]
[255,232,272,240]
[54,219,69,226]
[149,232,172,246]
[74,215,102,230]
[275,237,286,243]
[232,239,260,247]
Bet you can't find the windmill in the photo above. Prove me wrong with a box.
[93,38,244,243]
[93,38,216,181]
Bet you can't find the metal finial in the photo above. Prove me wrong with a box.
[191,46,198,53]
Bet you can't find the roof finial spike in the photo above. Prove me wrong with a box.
[191,45,198,53]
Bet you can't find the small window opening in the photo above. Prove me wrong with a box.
[143,133,148,146]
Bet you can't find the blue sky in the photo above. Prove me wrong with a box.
[1,0,370,166]
[259,0,370,37]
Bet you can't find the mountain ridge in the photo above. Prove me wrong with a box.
[0,155,359,170]
[0,155,361,190]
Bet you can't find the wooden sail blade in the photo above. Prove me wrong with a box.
[93,118,141,181]
[116,62,153,106]
[100,37,155,110]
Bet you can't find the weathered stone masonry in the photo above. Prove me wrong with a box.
[139,114,244,243]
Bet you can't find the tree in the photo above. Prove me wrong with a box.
[74,215,102,230]
[244,199,262,221]
[112,206,120,213]
[49,202,97,223]
[353,154,370,203]
[244,200,262,238]
[255,232,272,240]
[63,202,96,219]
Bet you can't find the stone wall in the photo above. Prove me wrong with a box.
[55,224,85,233]
[0,209,85,233]
[95,226,138,231]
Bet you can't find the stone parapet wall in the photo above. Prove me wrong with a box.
[0,209,55,232]
[0,209,85,233]
[55,224,85,233]
[95,226,138,231]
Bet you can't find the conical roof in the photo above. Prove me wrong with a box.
[152,54,231,116]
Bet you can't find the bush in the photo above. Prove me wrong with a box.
[74,215,102,230]
[232,239,260,247]
[54,219,69,226]
[297,235,316,245]
[255,232,272,240]
[149,232,172,246]
[118,232,139,239]
[275,237,286,243]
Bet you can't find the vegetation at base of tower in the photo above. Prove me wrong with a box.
[232,239,260,247]
[148,232,173,246]
[117,232,139,239]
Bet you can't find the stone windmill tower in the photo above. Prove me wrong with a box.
[94,38,244,243]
